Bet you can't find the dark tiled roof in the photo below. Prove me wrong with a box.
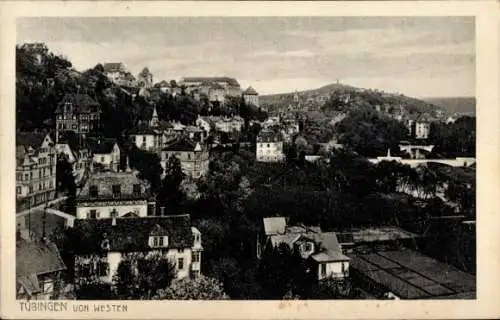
[78,171,150,200]
[163,138,204,152]
[73,215,194,253]
[88,138,118,154]
[182,77,240,87]
[17,132,50,149]
[55,94,101,114]
[243,86,258,95]
[16,239,66,278]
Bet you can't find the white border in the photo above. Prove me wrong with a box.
[1,1,499,319]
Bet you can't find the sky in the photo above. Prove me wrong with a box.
[17,17,475,98]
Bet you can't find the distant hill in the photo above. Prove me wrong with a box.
[422,97,475,115]
[260,83,445,117]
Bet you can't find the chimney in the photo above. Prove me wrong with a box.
[112,217,117,226]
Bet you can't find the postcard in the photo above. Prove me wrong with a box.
[1,1,499,319]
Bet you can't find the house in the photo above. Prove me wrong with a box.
[129,106,177,153]
[103,62,131,86]
[55,132,92,186]
[54,93,101,142]
[260,217,350,281]
[256,129,284,162]
[415,117,431,140]
[161,138,209,179]
[178,76,242,99]
[72,214,203,284]
[16,236,67,300]
[137,67,153,89]
[196,115,244,135]
[88,138,121,172]
[243,86,259,107]
[76,168,156,220]
[16,132,57,212]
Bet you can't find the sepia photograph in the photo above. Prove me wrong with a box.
[13,15,478,302]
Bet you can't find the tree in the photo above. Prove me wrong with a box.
[157,155,185,212]
[56,153,77,197]
[113,252,177,299]
[309,277,354,299]
[154,276,229,300]
[129,147,163,193]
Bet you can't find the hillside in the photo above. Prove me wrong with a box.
[422,97,475,115]
[260,83,445,117]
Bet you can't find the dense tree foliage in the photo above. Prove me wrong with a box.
[428,116,476,158]
[154,276,229,300]
[113,253,176,299]
[335,109,408,157]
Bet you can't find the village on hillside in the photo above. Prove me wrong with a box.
[16,41,476,301]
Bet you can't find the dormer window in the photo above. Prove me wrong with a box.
[149,235,168,248]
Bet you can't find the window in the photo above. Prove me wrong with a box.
[142,136,146,143]
[79,263,92,278]
[89,185,98,197]
[89,210,98,219]
[132,184,141,195]
[178,258,184,270]
[192,252,200,263]
[16,187,21,195]
[112,184,121,198]
[179,248,184,253]
[29,186,33,194]
[24,173,29,181]
[305,243,312,252]
[17,173,22,181]
[30,172,33,180]
[267,143,270,148]
[321,263,326,276]
[187,153,191,160]
[97,262,109,276]
[150,236,168,248]
[101,156,105,162]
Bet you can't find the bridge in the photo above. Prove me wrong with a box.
[399,144,434,159]
[368,150,476,168]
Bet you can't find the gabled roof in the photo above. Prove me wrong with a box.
[55,94,101,114]
[163,138,205,152]
[73,215,194,253]
[243,86,258,95]
[16,239,66,279]
[263,217,287,236]
[88,138,118,154]
[16,132,50,149]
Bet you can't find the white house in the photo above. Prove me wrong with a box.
[75,169,156,220]
[89,138,120,172]
[256,130,284,162]
[73,214,203,284]
[260,217,350,281]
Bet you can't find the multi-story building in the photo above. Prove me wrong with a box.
[196,115,245,134]
[54,93,101,142]
[72,214,202,285]
[76,168,156,220]
[137,67,153,89]
[415,121,431,140]
[16,236,67,300]
[161,138,209,179]
[102,62,135,87]
[256,129,284,162]
[88,138,121,172]
[128,106,177,153]
[243,86,259,107]
[16,132,57,212]
[179,77,242,101]
[259,217,350,281]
